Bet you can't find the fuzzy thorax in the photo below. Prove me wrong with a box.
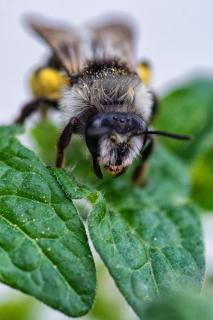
[59,71,153,128]
[98,134,143,173]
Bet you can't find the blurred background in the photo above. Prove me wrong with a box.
[1,0,213,122]
[0,0,213,319]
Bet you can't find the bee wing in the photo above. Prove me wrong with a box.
[90,19,135,67]
[27,17,82,74]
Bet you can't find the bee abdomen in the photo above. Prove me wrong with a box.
[29,67,69,100]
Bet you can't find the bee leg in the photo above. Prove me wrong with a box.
[14,97,58,124]
[56,117,79,168]
[40,104,48,119]
[132,137,154,184]
[93,158,103,179]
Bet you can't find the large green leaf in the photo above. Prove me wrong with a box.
[0,125,96,317]
[88,197,204,319]
[87,146,204,319]
[51,160,204,318]
[154,78,213,161]
[154,78,213,210]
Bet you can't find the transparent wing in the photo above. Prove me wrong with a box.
[26,16,136,73]
[27,17,82,74]
[90,18,135,67]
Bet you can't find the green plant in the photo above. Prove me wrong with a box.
[0,77,212,319]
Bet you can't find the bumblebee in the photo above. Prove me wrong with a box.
[15,16,190,181]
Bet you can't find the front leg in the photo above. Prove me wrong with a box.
[15,97,58,124]
[56,117,79,168]
[92,157,103,179]
[132,137,154,184]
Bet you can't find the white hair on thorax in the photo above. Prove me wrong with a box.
[134,82,153,122]
[59,84,91,127]
[59,69,153,136]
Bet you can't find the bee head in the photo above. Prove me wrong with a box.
[85,112,147,178]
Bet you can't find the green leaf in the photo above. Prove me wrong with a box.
[49,167,98,202]
[190,128,213,210]
[30,119,58,166]
[86,146,204,319]
[142,291,213,320]
[88,197,204,319]
[50,142,204,318]
[154,77,213,210]
[0,125,96,317]
[154,78,213,161]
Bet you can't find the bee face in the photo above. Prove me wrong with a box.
[85,112,147,177]
[99,134,144,174]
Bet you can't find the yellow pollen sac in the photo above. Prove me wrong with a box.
[136,63,151,86]
[29,67,69,100]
